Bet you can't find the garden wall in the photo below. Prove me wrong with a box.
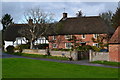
[22,49,72,57]
[89,50,109,62]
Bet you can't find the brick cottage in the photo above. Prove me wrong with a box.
[109,26,120,62]
[49,13,114,49]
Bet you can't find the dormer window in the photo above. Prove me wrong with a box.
[53,36,56,40]
[82,34,86,39]
[65,35,72,39]
[93,34,99,38]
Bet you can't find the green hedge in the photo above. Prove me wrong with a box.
[6,45,15,53]
[51,48,71,51]
[34,44,49,49]
[76,45,92,51]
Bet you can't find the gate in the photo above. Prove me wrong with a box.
[78,51,89,60]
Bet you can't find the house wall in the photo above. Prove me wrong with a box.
[5,37,48,49]
[109,44,120,62]
[49,34,106,49]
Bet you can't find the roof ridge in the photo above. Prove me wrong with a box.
[67,16,100,19]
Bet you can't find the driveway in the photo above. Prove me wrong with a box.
[1,52,119,68]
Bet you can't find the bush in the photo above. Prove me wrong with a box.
[15,44,30,52]
[6,45,15,53]
[34,44,49,49]
[18,44,30,49]
[91,46,101,52]
[16,44,30,49]
[51,48,71,51]
[76,45,92,51]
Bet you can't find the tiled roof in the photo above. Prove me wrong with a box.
[109,26,120,43]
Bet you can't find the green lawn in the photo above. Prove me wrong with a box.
[2,58,118,78]
[91,61,120,67]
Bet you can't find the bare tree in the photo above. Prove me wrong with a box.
[19,8,54,49]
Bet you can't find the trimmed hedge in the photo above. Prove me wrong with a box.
[34,44,49,49]
[6,45,15,53]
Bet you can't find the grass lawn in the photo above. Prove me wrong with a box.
[91,61,120,67]
[2,58,119,78]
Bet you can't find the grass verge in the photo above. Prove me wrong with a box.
[6,52,69,60]
[91,61,120,67]
[2,58,119,78]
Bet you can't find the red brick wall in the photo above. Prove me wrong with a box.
[109,44,120,62]
[49,34,106,49]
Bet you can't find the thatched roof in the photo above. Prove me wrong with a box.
[109,26,120,44]
[4,16,115,41]
[3,24,29,41]
[55,16,115,35]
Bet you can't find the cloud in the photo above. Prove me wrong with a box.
[1,2,118,23]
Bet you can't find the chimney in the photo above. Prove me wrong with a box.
[63,13,67,18]
[28,17,33,25]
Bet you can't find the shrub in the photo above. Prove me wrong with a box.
[34,44,49,49]
[15,44,30,52]
[6,45,15,53]
[76,45,92,51]
[19,44,30,49]
[91,46,101,52]
[51,48,71,51]
[16,44,30,49]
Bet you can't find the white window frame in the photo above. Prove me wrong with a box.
[93,43,99,48]
[93,34,99,38]
[52,43,57,48]
[82,34,86,39]
[65,35,72,39]
[65,43,72,49]
[52,36,56,40]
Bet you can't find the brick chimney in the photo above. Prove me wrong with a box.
[28,17,33,25]
[63,13,67,18]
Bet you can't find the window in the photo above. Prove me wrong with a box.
[52,44,57,48]
[93,34,99,38]
[82,34,86,39]
[65,35,72,39]
[93,43,99,48]
[65,43,72,49]
[53,36,56,40]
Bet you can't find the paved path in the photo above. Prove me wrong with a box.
[1,53,120,68]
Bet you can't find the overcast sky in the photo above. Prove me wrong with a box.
[1,2,118,27]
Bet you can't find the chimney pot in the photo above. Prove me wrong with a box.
[28,17,33,25]
[63,13,67,18]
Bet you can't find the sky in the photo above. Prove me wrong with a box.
[0,2,119,30]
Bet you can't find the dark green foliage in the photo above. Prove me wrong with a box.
[6,45,14,53]
[17,44,30,49]
[76,45,92,51]
[51,48,71,51]
[99,11,113,27]
[1,14,13,51]
[15,44,30,52]
[76,10,83,17]
[34,44,49,49]
[1,14,13,31]
[112,7,120,28]
[91,46,101,52]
